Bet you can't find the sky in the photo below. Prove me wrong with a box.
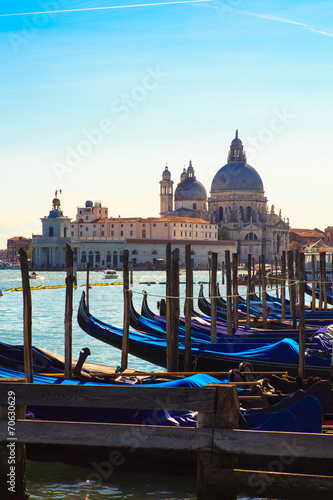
[0,0,332,248]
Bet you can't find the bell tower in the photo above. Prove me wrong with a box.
[159,165,174,216]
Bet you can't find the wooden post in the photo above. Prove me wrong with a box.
[322,252,327,310]
[65,243,74,380]
[130,259,133,286]
[121,249,130,371]
[197,384,239,500]
[258,255,262,300]
[169,248,180,372]
[184,244,193,371]
[246,253,252,328]
[0,379,29,500]
[261,254,268,329]
[86,262,90,311]
[221,260,225,285]
[288,250,297,329]
[319,252,323,311]
[281,251,286,321]
[225,251,233,335]
[298,252,306,379]
[275,255,279,298]
[311,254,316,311]
[19,248,33,384]
[211,252,217,343]
[232,253,238,330]
[166,243,172,371]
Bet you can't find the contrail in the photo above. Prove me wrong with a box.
[0,0,212,17]
[240,10,333,38]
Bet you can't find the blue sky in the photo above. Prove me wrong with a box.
[1,0,333,247]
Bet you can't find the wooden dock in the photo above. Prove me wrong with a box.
[1,379,333,500]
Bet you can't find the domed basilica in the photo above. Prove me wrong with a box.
[160,131,289,262]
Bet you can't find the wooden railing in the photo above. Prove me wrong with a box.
[1,379,333,500]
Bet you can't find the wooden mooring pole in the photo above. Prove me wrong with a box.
[246,253,251,328]
[281,250,286,321]
[121,249,130,371]
[19,248,33,384]
[311,254,316,311]
[166,243,172,370]
[261,254,268,329]
[210,252,217,343]
[225,251,233,336]
[288,250,297,329]
[298,252,306,379]
[64,243,74,379]
[86,262,90,311]
[184,244,193,371]
[169,248,180,371]
[232,253,238,330]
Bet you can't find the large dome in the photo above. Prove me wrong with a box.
[211,162,264,192]
[175,177,207,201]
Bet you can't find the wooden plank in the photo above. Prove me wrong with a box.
[0,384,216,411]
[121,249,130,371]
[207,468,333,499]
[214,428,333,459]
[19,248,33,384]
[0,420,212,451]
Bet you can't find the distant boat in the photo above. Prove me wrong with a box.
[29,271,42,280]
[102,269,119,279]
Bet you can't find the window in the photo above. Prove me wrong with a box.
[185,232,187,237]
[196,232,198,237]
[153,223,156,227]
[111,231,114,236]
[80,232,83,237]
[143,223,145,227]
[130,231,133,236]
[71,232,74,237]
[152,250,157,255]
[142,229,146,238]
[93,231,96,237]
[181,232,183,236]
[81,252,86,263]
[111,224,114,228]
[121,224,123,227]
[185,224,187,227]
[48,227,54,237]
[174,231,176,236]
[165,223,167,226]
[130,224,133,227]
[86,227,88,232]
[86,216,88,220]
[121,231,123,236]
[95,252,100,263]
[132,250,137,255]
[101,231,104,236]
[193,203,196,209]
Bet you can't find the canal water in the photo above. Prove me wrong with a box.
[0,269,296,499]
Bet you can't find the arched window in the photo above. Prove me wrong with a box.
[245,232,258,240]
[218,206,223,221]
[142,229,146,239]
[246,206,252,221]
[239,206,244,220]
[106,250,111,263]
[95,251,100,263]
[81,251,86,263]
[132,250,137,255]
[152,250,157,255]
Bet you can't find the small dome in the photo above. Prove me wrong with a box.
[85,200,93,208]
[180,168,187,182]
[52,198,60,207]
[162,165,171,180]
[231,137,242,146]
[175,178,207,202]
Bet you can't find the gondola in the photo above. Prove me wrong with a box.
[77,292,332,377]
[131,292,320,342]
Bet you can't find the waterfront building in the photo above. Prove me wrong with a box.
[7,236,32,262]
[32,198,236,269]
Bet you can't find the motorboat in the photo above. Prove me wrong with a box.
[29,271,42,280]
[102,269,119,279]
